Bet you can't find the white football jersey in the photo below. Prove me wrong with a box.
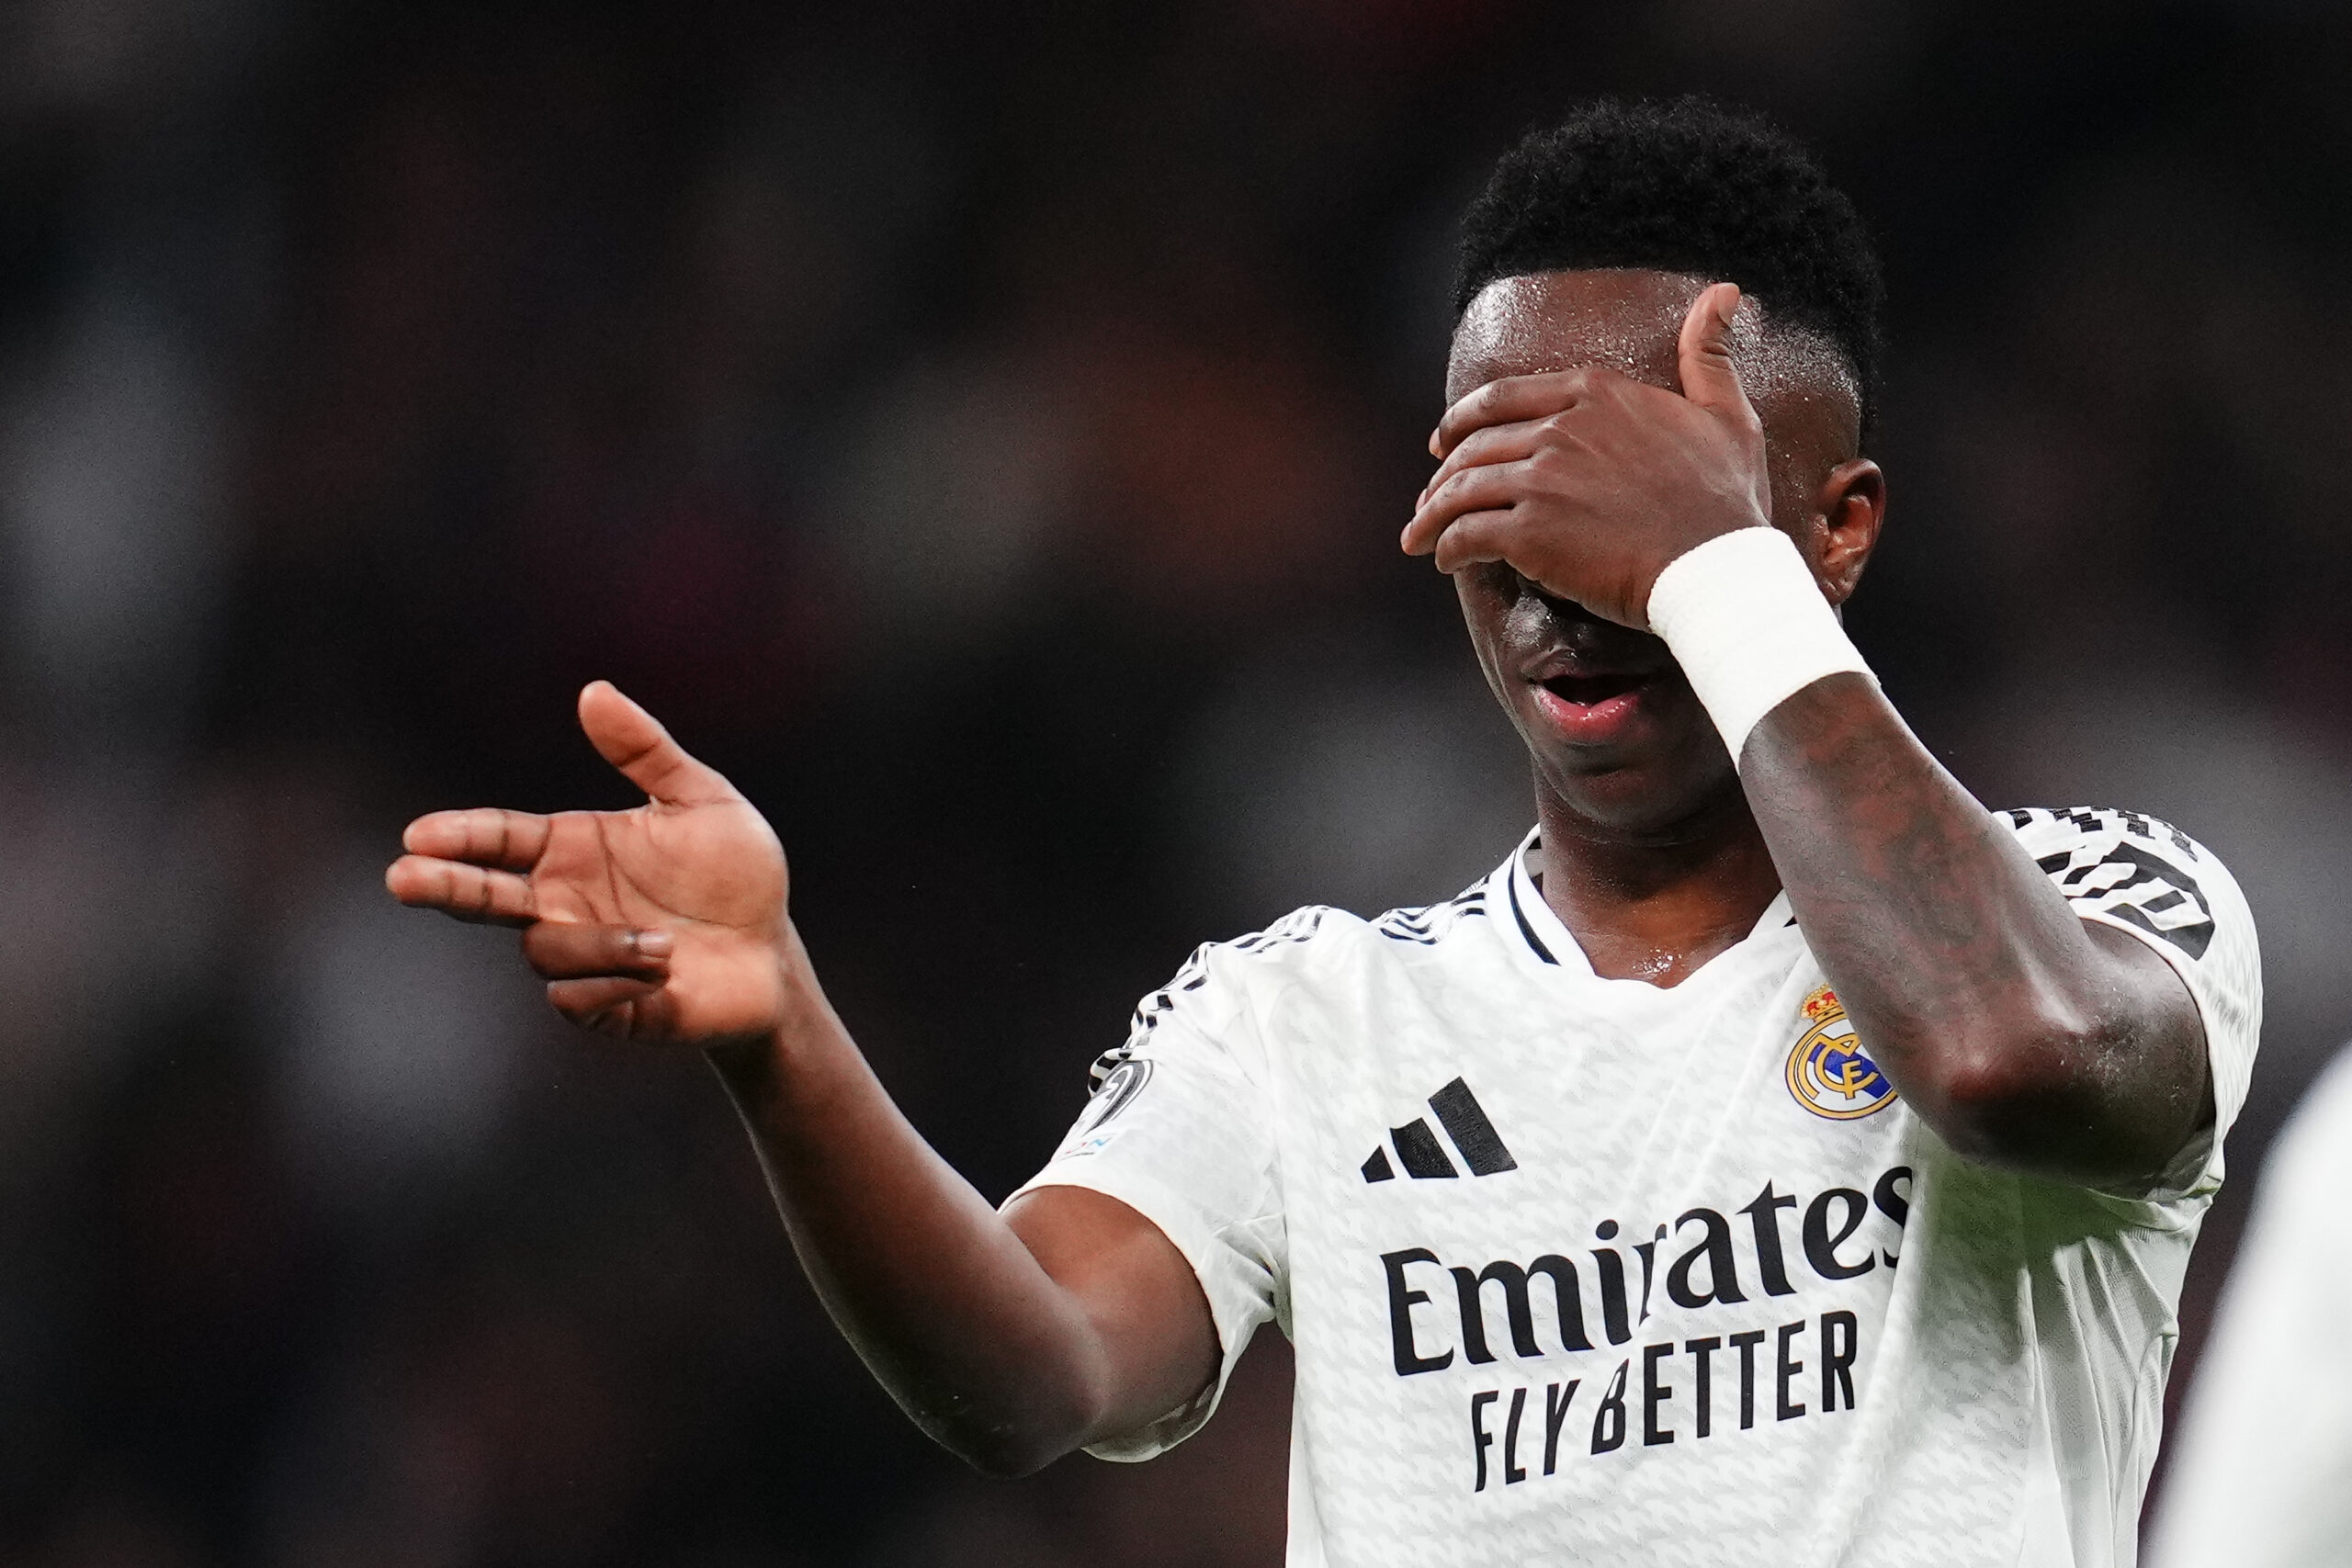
[2144,1047,2352,1568]
[1012,807,2260,1568]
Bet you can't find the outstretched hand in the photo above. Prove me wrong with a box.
[1400,281,1774,628]
[386,682,791,1044]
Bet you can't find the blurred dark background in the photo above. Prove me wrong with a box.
[3,1,2347,1562]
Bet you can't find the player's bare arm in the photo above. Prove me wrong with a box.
[385,681,1216,1474]
[1404,277,2209,1191]
[1738,680,2211,1187]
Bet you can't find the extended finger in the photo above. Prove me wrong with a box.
[385,855,538,925]
[577,681,737,806]
[1675,282,1756,424]
[1428,512,1521,576]
[522,920,674,980]
[1414,420,1548,511]
[1404,461,1538,557]
[546,976,661,1035]
[401,807,553,869]
[1430,370,1593,458]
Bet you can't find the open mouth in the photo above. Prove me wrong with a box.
[1527,665,1659,742]
[1539,671,1648,707]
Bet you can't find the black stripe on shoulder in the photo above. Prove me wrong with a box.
[1088,1042,1136,1086]
[1119,910,1331,1044]
[2012,804,2201,862]
[1374,881,1494,947]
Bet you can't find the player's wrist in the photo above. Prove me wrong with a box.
[1644,526,1876,766]
[714,924,841,1071]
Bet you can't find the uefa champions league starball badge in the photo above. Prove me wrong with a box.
[1785,985,1898,1121]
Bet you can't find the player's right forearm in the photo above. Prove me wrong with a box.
[1739,673,2211,1184]
[703,927,1140,1476]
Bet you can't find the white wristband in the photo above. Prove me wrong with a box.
[1645,527,1875,767]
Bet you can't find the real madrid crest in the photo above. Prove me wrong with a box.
[1785,986,1897,1121]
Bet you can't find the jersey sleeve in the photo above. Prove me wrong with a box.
[2001,807,2263,1202]
[1005,925,1292,1461]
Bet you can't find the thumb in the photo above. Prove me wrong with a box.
[1676,282,1754,422]
[577,681,737,805]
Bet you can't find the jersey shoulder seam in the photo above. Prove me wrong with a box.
[1096,906,1345,1083]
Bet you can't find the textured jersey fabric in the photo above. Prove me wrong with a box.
[2143,1047,2352,1568]
[1012,807,2260,1568]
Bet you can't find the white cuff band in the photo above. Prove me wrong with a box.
[1645,527,1875,767]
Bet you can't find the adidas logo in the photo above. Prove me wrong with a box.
[1362,1077,1517,1181]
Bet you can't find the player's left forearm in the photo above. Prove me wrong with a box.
[1739,671,2211,1186]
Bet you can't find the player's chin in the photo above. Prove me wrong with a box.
[1544,753,1737,840]
[1519,689,1726,807]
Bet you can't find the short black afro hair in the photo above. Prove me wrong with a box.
[1456,96,1885,438]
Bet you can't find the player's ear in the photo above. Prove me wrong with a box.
[1812,457,1885,607]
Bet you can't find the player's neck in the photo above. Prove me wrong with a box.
[1528,791,1781,987]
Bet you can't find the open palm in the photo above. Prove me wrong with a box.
[387,682,790,1044]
